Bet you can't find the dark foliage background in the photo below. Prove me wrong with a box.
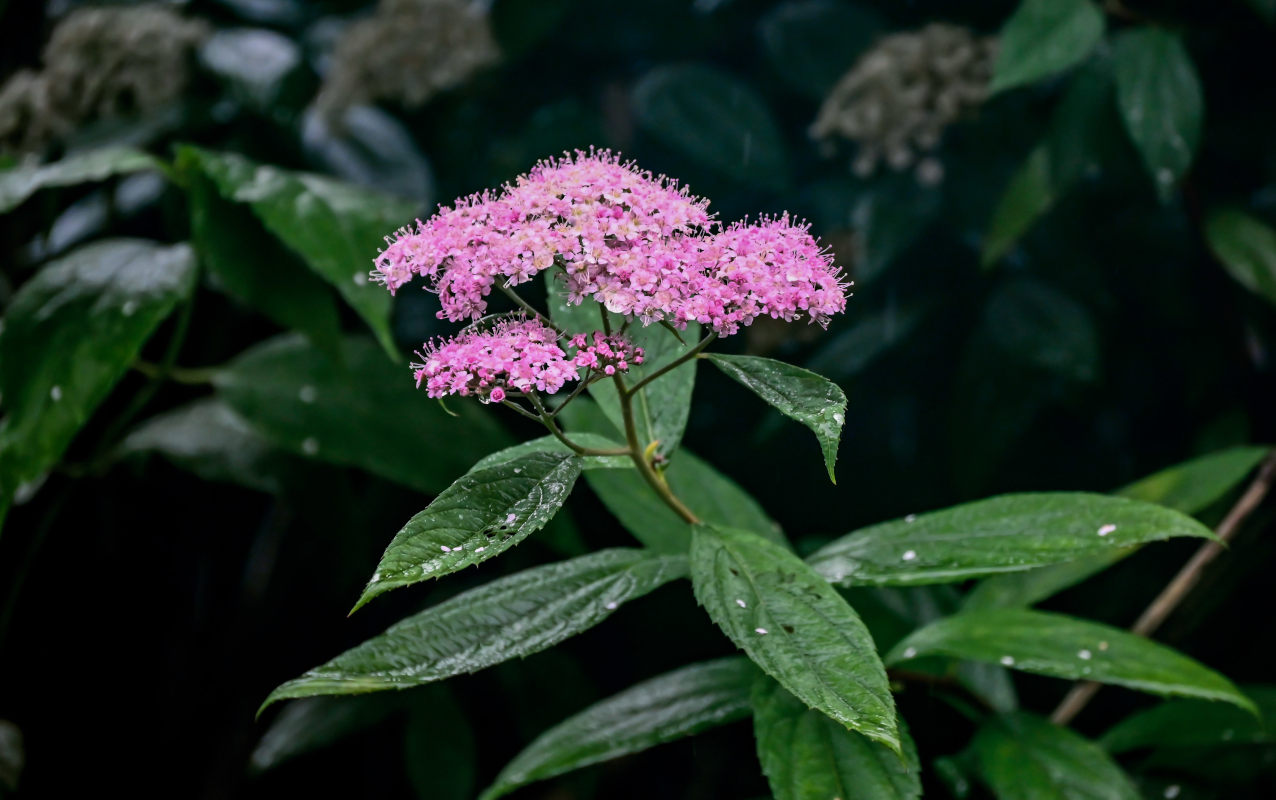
[1,0,1275,798]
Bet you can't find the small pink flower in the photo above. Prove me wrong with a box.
[410,318,578,402]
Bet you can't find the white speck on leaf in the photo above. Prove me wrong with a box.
[441,545,451,553]
[1164,786,1180,799]
[1078,649,1092,660]
[122,300,138,316]
[475,546,485,553]
[605,601,618,610]
[299,385,317,403]
[902,550,917,561]
[904,514,917,523]
[902,647,917,659]
[302,437,319,455]
[1000,655,1015,666]
[50,385,62,402]
[755,628,768,635]
[1098,524,1117,537]
[735,598,747,608]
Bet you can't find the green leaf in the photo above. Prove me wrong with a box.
[0,146,159,214]
[481,657,757,800]
[353,451,583,611]
[1113,29,1204,198]
[0,239,196,500]
[970,712,1140,800]
[632,64,788,191]
[262,548,688,709]
[1047,56,1117,189]
[183,147,419,358]
[213,334,511,495]
[705,354,846,483]
[990,0,1105,94]
[982,145,1056,267]
[1100,686,1276,753]
[1205,209,1276,308]
[472,433,630,471]
[405,687,476,800]
[758,1,886,99]
[961,553,1129,612]
[250,694,404,772]
[808,493,1213,588]
[752,678,921,800]
[690,524,899,752]
[887,609,1256,712]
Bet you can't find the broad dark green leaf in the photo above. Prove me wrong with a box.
[690,524,899,752]
[705,354,846,483]
[1205,209,1276,308]
[0,146,158,213]
[404,687,476,800]
[1100,686,1276,754]
[353,451,582,611]
[183,147,419,357]
[1113,29,1204,198]
[971,712,1140,800]
[982,145,1056,267]
[990,0,1105,94]
[0,239,196,501]
[753,678,920,800]
[262,548,688,709]
[586,449,787,553]
[887,609,1256,712]
[809,493,1212,588]
[758,1,886,99]
[481,657,757,800]
[251,694,404,772]
[632,64,788,191]
[473,433,631,471]
[213,334,511,495]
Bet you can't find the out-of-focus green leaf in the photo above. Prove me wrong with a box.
[183,147,419,358]
[752,677,920,800]
[301,106,435,205]
[705,354,846,483]
[851,177,941,283]
[262,548,688,709]
[250,693,404,772]
[888,609,1256,712]
[804,303,928,382]
[961,553,1129,612]
[212,334,511,494]
[758,1,886,99]
[632,64,788,191]
[982,145,1056,267]
[0,239,196,502]
[1048,57,1116,188]
[690,524,900,753]
[199,28,305,113]
[405,687,476,800]
[987,279,1100,382]
[1113,29,1204,198]
[352,451,582,611]
[0,146,158,213]
[990,0,1105,94]
[481,657,757,800]
[1100,686,1276,753]
[1205,209,1276,307]
[971,712,1140,800]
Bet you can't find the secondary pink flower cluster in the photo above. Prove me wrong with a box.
[570,331,643,376]
[412,318,579,404]
[372,149,849,336]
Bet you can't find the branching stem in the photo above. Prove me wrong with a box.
[526,393,630,458]
[623,332,717,397]
[612,371,701,525]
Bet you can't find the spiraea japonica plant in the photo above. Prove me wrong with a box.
[258,150,1270,799]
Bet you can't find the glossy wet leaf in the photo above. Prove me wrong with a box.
[809,493,1212,587]
[982,145,1056,267]
[705,354,846,483]
[1100,686,1276,753]
[758,1,886,99]
[261,549,688,709]
[481,657,757,800]
[752,678,920,800]
[353,451,582,611]
[990,0,1105,94]
[632,64,788,191]
[0,146,158,213]
[0,239,196,500]
[1205,209,1276,308]
[888,609,1256,712]
[213,334,511,494]
[971,712,1140,800]
[690,524,899,753]
[1113,29,1204,198]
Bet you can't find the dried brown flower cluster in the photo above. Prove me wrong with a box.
[811,23,997,184]
[316,0,499,119]
[0,5,209,156]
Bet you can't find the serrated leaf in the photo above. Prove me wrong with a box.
[213,334,511,494]
[1205,209,1276,308]
[1100,686,1275,754]
[758,1,886,99]
[887,609,1256,712]
[982,145,1056,267]
[472,433,631,471]
[1113,29,1204,198]
[990,0,1105,94]
[0,239,196,501]
[632,64,788,191]
[809,493,1213,588]
[971,712,1140,800]
[752,677,920,800]
[705,354,846,483]
[481,657,757,800]
[183,147,419,358]
[0,146,158,213]
[690,524,899,752]
[262,549,688,709]
[354,451,582,611]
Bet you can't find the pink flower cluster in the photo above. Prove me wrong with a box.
[570,331,643,376]
[372,149,848,337]
[411,319,578,404]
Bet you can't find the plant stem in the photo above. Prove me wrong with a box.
[499,282,564,335]
[526,393,630,458]
[1050,450,1276,726]
[612,372,701,525]
[623,332,717,397]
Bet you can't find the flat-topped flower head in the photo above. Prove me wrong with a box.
[411,318,578,403]
[569,331,644,376]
